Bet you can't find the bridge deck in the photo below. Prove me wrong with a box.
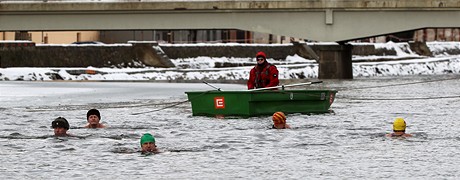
[1,0,460,42]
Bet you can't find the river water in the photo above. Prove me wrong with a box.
[1,75,460,179]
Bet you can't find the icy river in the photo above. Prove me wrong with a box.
[1,75,459,179]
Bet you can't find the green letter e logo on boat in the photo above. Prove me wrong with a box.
[214,97,225,109]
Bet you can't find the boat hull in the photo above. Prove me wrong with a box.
[185,89,337,117]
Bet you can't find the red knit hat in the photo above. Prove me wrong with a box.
[256,51,266,60]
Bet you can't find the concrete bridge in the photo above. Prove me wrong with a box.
[1,0,460,78]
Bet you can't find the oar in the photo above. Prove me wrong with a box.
[248,81,323,91]
[203,81,222,91]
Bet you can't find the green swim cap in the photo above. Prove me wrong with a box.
[140,133,155,145]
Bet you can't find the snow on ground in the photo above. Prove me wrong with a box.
[1,41,460,81]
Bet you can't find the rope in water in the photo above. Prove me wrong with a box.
[339,75,460,101]
[130,90,214,115]
[343,95,460,101]
[340,75,460,91]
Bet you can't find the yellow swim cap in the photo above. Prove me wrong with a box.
[393,118,406,131]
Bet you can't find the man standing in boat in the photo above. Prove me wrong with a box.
[247,51,280,89]
[386,117,413,137]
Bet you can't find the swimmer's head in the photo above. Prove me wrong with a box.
[87,109,101,120]
[140,133,155,145]
[52,117,69,130]
[272,112,286,125]
[393,117,406,132]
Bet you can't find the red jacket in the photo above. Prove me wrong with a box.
[247,63,279,89]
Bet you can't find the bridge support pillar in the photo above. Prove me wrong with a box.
[318,44,353,79]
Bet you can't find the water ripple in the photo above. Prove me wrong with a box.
[1,77,460,179]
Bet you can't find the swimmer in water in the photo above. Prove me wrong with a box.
[272,111,291,129]
[140,133,159,154]
[84,109,106,128]
[386,117,413,138]
[52,117,70,137]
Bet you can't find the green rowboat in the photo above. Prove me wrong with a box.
[185,88,337,117]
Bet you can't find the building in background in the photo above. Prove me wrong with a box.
[1,28,459,44]
[96,29,297,44]
[414,28,460,42]
[355,28,460,43]
[0,31,99,44]
[29,31,100,44]
[0,32,15,41]
[0,29,301,44]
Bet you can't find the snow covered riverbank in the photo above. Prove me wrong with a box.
[1,41,460,81]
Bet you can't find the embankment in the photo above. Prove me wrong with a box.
[1,41,460,68]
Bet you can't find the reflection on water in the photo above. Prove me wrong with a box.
[1,75,460,179]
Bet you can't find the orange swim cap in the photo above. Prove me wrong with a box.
[272,112,286,125]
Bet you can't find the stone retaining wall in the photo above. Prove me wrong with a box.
[0,42,458,68]
[0,46,135,68]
